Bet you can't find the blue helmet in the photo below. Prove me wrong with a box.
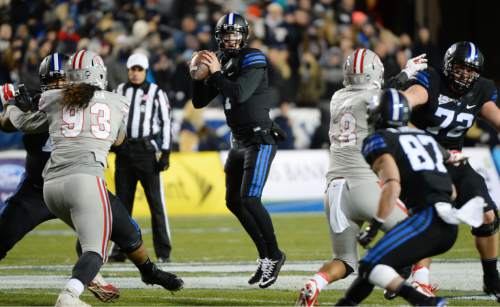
[368,89,411,130]
[39,53,68,91]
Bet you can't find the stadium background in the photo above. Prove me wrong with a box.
[0,0,498,216]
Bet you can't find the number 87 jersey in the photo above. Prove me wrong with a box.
[408,66,497,150]
[38,88,130,180]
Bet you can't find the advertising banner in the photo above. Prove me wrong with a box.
[0,151,26,213]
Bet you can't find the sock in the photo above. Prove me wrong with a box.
[65,278,84,296]
[72,251,103,286]
[137,257,155,276]
[312,272,330,291]
[482,258,499,277]
[397,282,433,305]
[411,265,430,284]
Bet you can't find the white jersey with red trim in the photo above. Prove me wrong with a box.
[326,87,381,184]
[39,89,129,180]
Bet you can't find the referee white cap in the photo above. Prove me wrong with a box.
[127,53,149,69]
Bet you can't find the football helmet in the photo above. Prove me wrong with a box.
[368,88,411,130]
[67,50,107,89]
[343,48,384,88]
[39,53,68,91]
[443,41,484,94]
[215,13,249,56]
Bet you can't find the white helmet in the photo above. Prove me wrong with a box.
[343,48,384,88]
[67,50,107,89]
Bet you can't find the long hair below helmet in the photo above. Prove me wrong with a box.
[62,83,100,109]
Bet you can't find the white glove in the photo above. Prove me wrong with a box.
[402,54,428,78]
[1,83,15,110]
[447,150,468,166]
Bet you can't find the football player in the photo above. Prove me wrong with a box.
[336,89,484,306]
[295,49,433,307]
[402,41,500,300]
[191,13,286,288]
[0,52,183,306]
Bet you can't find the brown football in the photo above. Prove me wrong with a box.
[189,51,210,80]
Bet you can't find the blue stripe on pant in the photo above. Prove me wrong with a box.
[248,145,272,197]
[363,207,433,264]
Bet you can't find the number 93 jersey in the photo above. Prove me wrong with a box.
[38,89,130,180]
[408,67,497,150]
[362,127,453,212]
[327,87,381,183]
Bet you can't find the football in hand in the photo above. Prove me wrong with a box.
[189,51,210,80]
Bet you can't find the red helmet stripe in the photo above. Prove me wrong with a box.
[71,51,79,68]
[78,50,86,69]
[359,49,367,73]
[352,49,360,73]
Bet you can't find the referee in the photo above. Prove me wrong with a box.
[110,52,172,263]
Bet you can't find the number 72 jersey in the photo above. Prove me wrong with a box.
[38,88,130,180]
[408,67,497,150]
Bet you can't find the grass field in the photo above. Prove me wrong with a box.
[0,213,498,306]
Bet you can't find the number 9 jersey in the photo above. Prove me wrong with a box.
[408,67,497,150]
[38,89,130,181]
[327,87,381,183]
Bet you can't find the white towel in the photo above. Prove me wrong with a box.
[327,178,350,233]
[434,196,486,228]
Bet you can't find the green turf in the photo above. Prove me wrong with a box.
[0,213,493,306]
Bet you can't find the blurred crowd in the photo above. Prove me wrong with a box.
[0,0,497,150]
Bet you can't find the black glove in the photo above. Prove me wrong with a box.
[157,150,170,171]
[357,218,383,248]
[14,84,34,112]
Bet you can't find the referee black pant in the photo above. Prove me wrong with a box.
[115,146,171,259]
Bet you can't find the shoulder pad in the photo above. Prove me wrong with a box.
[240,48,267,69]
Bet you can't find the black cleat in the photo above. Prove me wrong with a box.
[141,264,184,292]
[248,258,265,284]
[383,289,397,300]
[484,274,500,302]
[259,252,286,288]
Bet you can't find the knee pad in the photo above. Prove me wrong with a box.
[472,210,499,237]
[368,264,400,289]
[333,258,355,279]
[116,217,143,254]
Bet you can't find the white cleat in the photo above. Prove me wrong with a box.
[412,281,438,297]
[55,289,91,307]
[296,280,319,307]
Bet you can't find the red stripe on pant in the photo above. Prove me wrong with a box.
[96,177,110,262]
[102,179,113,261]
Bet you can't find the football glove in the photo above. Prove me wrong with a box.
[447,150,468,166]
[402,54,428,78]
[1,83,15,110]
[357,218,384,248]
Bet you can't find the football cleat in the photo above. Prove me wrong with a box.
[259,251,286,288]
[141,264,184,292]
[428,296,447,307]
[296,280,319,307]
[411,281,438,297]
[248,258,265,285]
[55,288,90,307]
[87,273,120,302]
[483,273,500,302]
[383,289,397,300]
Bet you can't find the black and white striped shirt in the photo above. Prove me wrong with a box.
[114,81,171,151]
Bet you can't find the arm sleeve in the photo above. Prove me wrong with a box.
[192,80,219,108]
[208,68,265,104]
[156,89,171,151]
[362,132,393,166]
[5,106,48,133]
[481,79,498,105]
[406,67,433,90]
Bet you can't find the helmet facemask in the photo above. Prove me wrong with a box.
[215,13,249,57]
[445,62,480,94]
